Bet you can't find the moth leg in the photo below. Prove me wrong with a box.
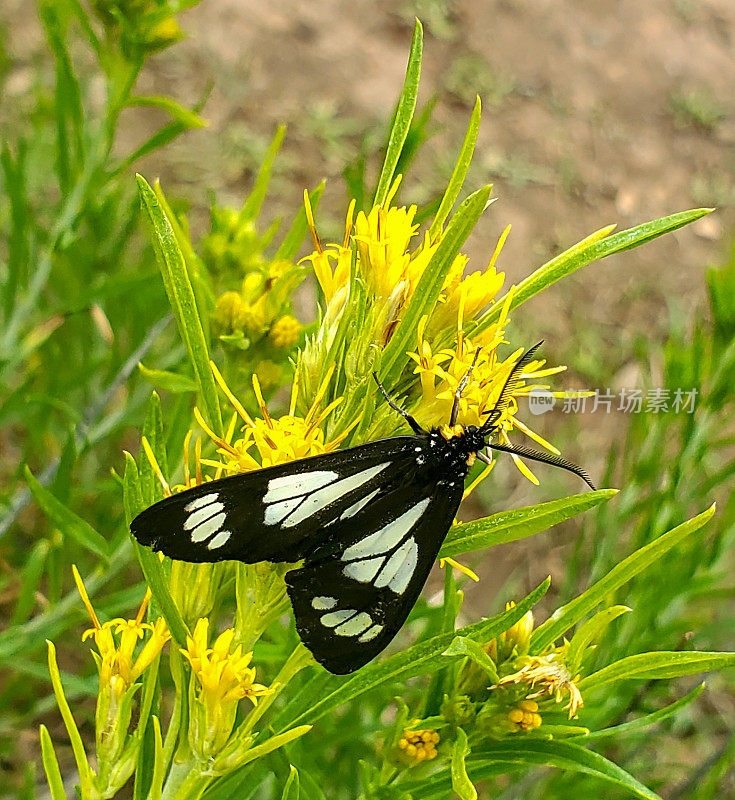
[371,372,425,435]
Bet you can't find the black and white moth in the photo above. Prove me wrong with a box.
[130,344,593,674]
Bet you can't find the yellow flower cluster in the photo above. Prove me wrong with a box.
[194,362,350,474]
[181,618,269,709]
[507,699,542,732]
[496,655,584,719]
[398,728,440,762]
[73,565,169,695]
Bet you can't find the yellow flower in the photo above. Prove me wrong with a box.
[507,699,543,732]
[194,361,353,473]
[269,314,302,348]
[182,618,269,708]
[73,565,169,691]
[255,359,283,389]
[398,728,440,763]
[496,655,584,719]
[181,618,270,756]
[302,192,353,305]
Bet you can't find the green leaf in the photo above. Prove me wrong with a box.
[566,605,631,675]
[138,362,198,393]
[451,728,477,800]
[11,539,50,626]
[123,452,144,525]
[39,724,68,800]
[25,467,109,561]
[241,125,286,222]
[471,740,662,800]
[274,182,325,262]
[134,542,189,649]
[127,96,206,129]
[136,174,223,435]
[531,504,715,653]
[580,651,735,692]
[274,578,549,731]
[443,636,499,684]
[440,489,617,559]
[281,765,300,800]
[429,96,481,241]
[573,683,705,743]
[380,185,493,386]
[373,20,423,206]
[46,641,93,797]
[475,208,714,336]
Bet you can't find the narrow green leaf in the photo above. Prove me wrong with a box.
[443,636,499,684]
[235,725,312,771]
[531,504,715,653]
[139,363,198,393]
[150,716,165,800]
[275,578,549,730]
[123,452,144,525]
[281,765,300,800]
[475,207,713,336]
[373,20,423,206]
[134,542,189,649]
[115,123,188,174]
[136,175,223,434]
[469,740,662,800]
[441,489,617,559]
[274,182,325,261]
[566,605,631,675]
[39,724,68,800]
[127,96,206,129]
[141,391,167,505]
[573,683,705,743]
[46,641,93,796]
[580,651,735,692]
[241,125,286,222]
[11,539,50,625]
[451,728,477,800]
[429,96,481,241]
[25,467,109,560]
[380,185,493,386]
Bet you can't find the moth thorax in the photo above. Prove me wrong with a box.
[440,423,465,441]
[466,452,477,467]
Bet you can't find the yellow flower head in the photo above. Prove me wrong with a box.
[302,192,353,305]
[496,654,584,719]
[398,728,440,763]
[73,565,169,691]
[194,361,352,474]
[181,618,270,710]
[269,314,302,349]
[507,699,543,732]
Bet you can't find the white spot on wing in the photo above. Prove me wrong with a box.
[283,463,390,527]
[191,512,226,543]
[344,556,384,583]
[264,496,302,525]
[342,498,430,561]
[358,624,384,642]
[320,609,355,628]
[376,537,418,594]
[311,596,337,610]
[184,493,218,512]
[207,530,231,549]
[184,501,224,530]
[340,488,380,521]
[334,612,373,637]
[264,471,337,503]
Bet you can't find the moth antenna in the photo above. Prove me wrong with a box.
[450,347,482,427]
[372,372,425,435]
[487,442,595,490]
[480,341,544,434]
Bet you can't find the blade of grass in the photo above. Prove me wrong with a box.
[373,20,423,206]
